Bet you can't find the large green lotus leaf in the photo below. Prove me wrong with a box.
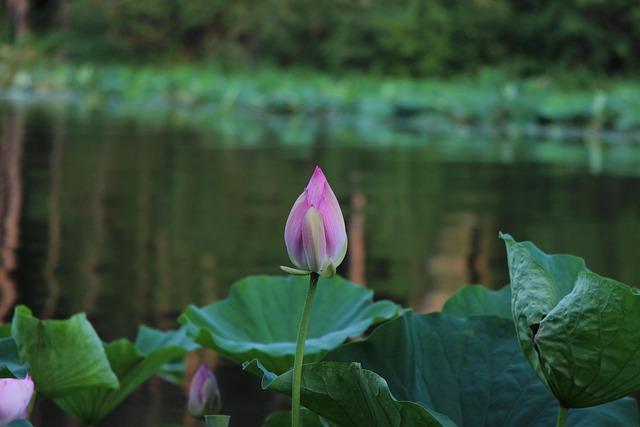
[502,233,640,408]
[248,313,639,427]
[54,326,195,424]
[0,337,28,378]
[11,306,118,397]
[442,284,511,319]
[245,359,452,427]
[179,275,403,374]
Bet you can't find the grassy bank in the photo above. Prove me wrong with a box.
[1,60,640,136]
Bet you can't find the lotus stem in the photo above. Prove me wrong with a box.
[556,406,568,427]
[291,272,319,427]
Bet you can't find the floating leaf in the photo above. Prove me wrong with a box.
[502,233,640,408]
[11,306,118,397]
[54,326,196,424]
[249,313,639,426]
[442,284,511,319]
[180,275,403,374]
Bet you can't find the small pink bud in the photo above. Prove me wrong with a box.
[283,167,347,277]
[0,375,34,425]
[188,364,221,418]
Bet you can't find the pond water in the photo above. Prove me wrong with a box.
[1,102,640,426]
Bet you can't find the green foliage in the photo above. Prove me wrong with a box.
[11,306,119,397]
[502,233,640,408]
[442,284,512,319]
[9,306,196,424]
[247,312,639,426]
[0,337,28,378]
[179,275,403,374]
[54,326,197,424]
[246,359,448,426]
[16,0,640,74]
[3,62,640,134]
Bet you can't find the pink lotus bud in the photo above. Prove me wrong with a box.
[283,166,347,277]
[0,376,34,425]
[188,363,221,418]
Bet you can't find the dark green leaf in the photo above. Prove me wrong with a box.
[502,233,640,408]
[0,337,28,378]
[442,284,511,319]
[54,327,194,424]
[249,313,639,426]
[11,306,118,397]
[180,275,403,374]
[245,359,450,427]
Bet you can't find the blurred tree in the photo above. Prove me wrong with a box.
[6,0,29,38]
[9,0,640,75]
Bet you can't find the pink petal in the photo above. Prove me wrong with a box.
[317,182,347,265]
[0,376,34,424]
[284,192,310,269]
[305,166,327,207]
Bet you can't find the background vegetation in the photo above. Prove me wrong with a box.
[3,0,640,76]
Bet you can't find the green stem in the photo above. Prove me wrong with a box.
[291,272,319,427]
[556,406,569,427]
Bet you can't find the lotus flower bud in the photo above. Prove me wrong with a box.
[188,363,221,418]
[0,376,34,425]
[283,166,347,277]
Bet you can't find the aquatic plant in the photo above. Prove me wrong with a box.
[7,307,197,425]
[188,364,221,419]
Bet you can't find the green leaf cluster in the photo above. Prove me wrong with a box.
[177,243,640,426]
[501,233,640,408]
[7,306,196,425]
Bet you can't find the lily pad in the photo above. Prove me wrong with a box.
[11,306,118,397]
[442,284,511,319]
[502,233,640,408]
[54,326,197,424]
[248,313,639,426]
[179,275,403,374]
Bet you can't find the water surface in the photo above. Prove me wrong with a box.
[1,102,639,426]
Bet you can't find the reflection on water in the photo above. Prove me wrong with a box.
[0,108,23,319]
[1,102,640,426]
